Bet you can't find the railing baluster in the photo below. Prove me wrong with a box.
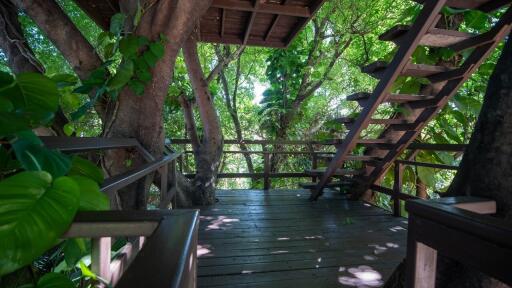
[92,237,111,285]
[393,162,402,217]
[263,152,270,191]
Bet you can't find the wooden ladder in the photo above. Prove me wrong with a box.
[310,0,512,200]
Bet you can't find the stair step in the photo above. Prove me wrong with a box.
[362,62,451,79]
[320,139,344,145]
[347,92,436,106]
[334,117,413,129]
[305,168,365,176]
[357,138,393,144]
[414,0,511,12]
[299,180,352,189]
[380,25,473,47]
[346,155,383,161]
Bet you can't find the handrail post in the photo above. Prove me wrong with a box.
[309,143,318,183]
[92,237,112,286]
[160,163,169,206]
[393,162,402,217]
[263,152,270,191]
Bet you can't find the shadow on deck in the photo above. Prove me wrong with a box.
[196,189,407,287]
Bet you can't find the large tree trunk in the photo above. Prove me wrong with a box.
[103,0,212,209]
[0,0,69,136]
[218,58,255,180]
[0,1,43,74]
[179,35,223,206]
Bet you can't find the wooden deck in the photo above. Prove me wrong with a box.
[196,189,408,287]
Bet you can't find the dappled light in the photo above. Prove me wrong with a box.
[202,215,240,231]
[338,265,384,287]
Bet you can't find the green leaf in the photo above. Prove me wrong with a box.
[107,60,134,91]
[135,68,152,83]
[0,71,14,88]
[79,261,97,280]
[0,146,20,175]
[63,123,75,136]
[12,130,71,178]
[0,112,31,135]
[0,73,60,126]
[50,74,78,89]
[149,42,165,59]
[143,50,159,67]
[417,166,436,187]
[128,80,145,95]
[133,1,143,27]
[110,13,127,36]
[68,156,104,184]
[119,36,140,58]
[0,97,13,112]
[63,238,87,267]
[70,176,109,211]
[37,272,75,288]
[0,172,80,275]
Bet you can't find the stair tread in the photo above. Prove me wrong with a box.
[334,117,413,125]
[305,168,364,176]
[357,138,393,144]
[299,181,352,189]
[380,24,474,47]
[362,61,451,79]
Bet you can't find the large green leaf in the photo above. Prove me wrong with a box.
[68,156,104,184]
[63,238,87,267]
[70,176,109,211]
[0,172,80,275]
[12,131,71,178]
[107,60,134,91]
[0,73,59,124]
[37,272,75,288]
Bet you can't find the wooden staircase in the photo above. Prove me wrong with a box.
[309,0,512,200]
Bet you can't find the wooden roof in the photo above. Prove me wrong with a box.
[73,0,327,48]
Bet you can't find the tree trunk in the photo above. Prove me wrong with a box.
[103,0,212,209]
[219,61,255,179]
[0,0,69,136]
[180,35,223,206]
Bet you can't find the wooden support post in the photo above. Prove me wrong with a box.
[393,162,402,217]
[160,164,168,204]
[263,152,271,191]
[92,237,111,285]
[412,242,438,288]
[309,144,318,183]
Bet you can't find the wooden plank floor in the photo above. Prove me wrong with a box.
[196,189,408,288]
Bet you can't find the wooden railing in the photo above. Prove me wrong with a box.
[370,143,466,217]
[41,137,198,287]
[405,197,511,288]
[168,139,336,190]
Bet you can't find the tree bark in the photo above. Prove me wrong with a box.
[180,35,223,206]
[103,0,212,209]
[218,57,255,179]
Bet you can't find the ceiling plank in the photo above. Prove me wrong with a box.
[211,0,311,17]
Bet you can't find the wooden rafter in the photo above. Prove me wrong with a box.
[211,0,311,17]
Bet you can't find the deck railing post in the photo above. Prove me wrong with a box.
[263,152,271,191]
[160,163,169,205]
[393,162,402,217]
[309,144,318,183]
[92,237,111,286]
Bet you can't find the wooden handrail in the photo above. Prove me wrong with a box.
[101,154,181,194]
[63,210,199,288]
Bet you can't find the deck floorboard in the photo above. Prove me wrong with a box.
[197,189,407,287]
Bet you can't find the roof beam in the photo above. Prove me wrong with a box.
[265,0,292,41]
[211,0,311,17]
[243,0,258,45]
[220,8,226,37]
